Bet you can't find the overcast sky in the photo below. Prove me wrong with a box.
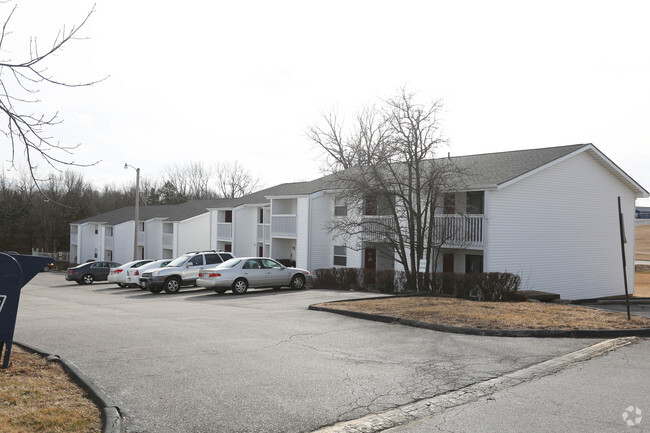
[2,1,649,206]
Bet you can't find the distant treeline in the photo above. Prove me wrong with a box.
[0,162,260,254]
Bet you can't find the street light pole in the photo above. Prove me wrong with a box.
[124,163,140,261]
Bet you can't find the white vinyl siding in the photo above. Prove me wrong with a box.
[485,150,636,299]
[308,193,335,271]
[295,197,310,269]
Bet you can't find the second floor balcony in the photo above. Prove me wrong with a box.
[271,215,296,238]
[360,214,484,248]
[434,214,484,248]
[216,222,232,240]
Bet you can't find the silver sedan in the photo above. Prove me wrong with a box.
[196,257,311,295]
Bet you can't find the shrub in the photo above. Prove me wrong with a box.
[313,268,360,289]
[474,272,524,301]
[426,271,523,302]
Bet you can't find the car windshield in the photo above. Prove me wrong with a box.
[168,255,190,267]
[217,258,242,269]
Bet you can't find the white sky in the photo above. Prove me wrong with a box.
[2,0,650,206]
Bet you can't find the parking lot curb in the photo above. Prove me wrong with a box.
[308,299,650,338]
[311,337,641,432]
[15,342,125,433]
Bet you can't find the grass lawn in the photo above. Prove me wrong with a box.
[0,346,101,433]
[316,294,650,331]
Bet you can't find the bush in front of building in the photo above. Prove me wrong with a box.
[314,268,524,301]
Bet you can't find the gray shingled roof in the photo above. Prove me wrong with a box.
[73,144,647,224]
[449,143,589,188]
[71,201,209,225]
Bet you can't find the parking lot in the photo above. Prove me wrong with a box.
[15,273,599,433]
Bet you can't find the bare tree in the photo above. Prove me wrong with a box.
[0,2,102,188]
[162,162,217,202]
[309,89,471,292]
[214,161,261,199]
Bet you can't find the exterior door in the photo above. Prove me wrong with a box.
[364,248,376,271]
[443,254,454,273]
[364,248,376,285]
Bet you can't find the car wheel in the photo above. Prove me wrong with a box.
[232,278,248,295]
[163,277,181,294]
[214,288,228,294]
[82,274,94,284]
[149,287,163,293]
[290,274,306,290]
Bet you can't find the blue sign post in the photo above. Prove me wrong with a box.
[0,252,53,368]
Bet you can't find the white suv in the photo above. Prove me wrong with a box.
[140,251,234,294]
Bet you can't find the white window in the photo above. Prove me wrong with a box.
[333,246,347,266]
[334,196,347,216]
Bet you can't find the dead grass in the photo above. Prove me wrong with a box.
[636,224,650,261]
[318,296,650,331]
[636,272,650,298]
[0,346,101,433]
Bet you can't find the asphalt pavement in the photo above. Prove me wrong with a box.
[14,273,604,433]
[384,337,650,433]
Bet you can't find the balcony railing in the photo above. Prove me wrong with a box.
[162,233,173,249]
[434,214,484,247]
[217,222,232,239]
[257,223,271,243]
[271,215,297,238]
[361,215,397,243]
[104,235,114,250]
[360,214,484,248]
[70,233,78,245]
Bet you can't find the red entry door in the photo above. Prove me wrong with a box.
[443,253,454,273]
[364,248,376,270]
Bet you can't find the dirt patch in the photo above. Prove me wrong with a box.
[0,346,101,433]
[316,297,650,331]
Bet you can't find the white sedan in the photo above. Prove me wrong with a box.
[196,257,311,295]
[125,259,172,288]
[107,260,153,287]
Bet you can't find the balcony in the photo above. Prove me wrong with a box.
[104,235,114,249]
[434,214,484,248]
[216,222,232,240]
[360,215,397,243]
[70,233,78,245]
[162,232,173,249]
[257,223,271,243]
[271,215,296,238]
[360,214,484,248]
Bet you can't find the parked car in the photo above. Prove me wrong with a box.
[196,257,311,295]
[125,259,172,289]
[108,260,154,287]
[140,251,235,294]
[65,261,121,284]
